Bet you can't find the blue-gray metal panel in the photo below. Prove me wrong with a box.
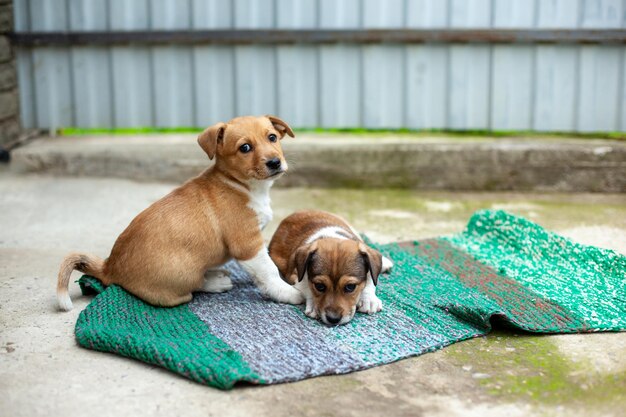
[277,45,319,128]
[28,0,69,31]
[109,0,153,127]
[362,1,405,128]
[581,0,625,28]
[29,0,73,130]
[193,46,236,125]
[276,0,318,28]
[534,0,582,131]
[318,0,361,127]
[150,0,191,29]
[318,0,361,28]
[235,45,277,116]
[621,50,626,131]
[447,0,492,129]
[363,45,404,128]
[537,0,582,27]
[68,0,108,31]
[319,45,361,127]
[108,0,150,30]
[490,1,536,130]
[448,45,491,130]
[190,0,233,29]
[14,0,31,31]
[276,0,319,127]
[15,0,34,127]
[191,0,235,126]
[405,0,450,129]
[362,0,405,27]
[110,47,153,127]
[68,0,112,128]
[234,0,275,28]
[405,45,448,129]
[491,46,534,130]
[152,46,194,127]
[492,0,537,28]
[150,0,194,127]
[577,1,624,131]
[534,46,578,131]
[406,0,449,28]
[70,47,113,128]
[449,0,492,28]
[12,0,626,132]
[32,48,74,129]
[234,0,276,118]
[16,50,35,128]
[577,45,622,131]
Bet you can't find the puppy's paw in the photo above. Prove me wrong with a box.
[358,292,383,314]
[382,256,394,273]
[265,283,305,305]
[304,304,319,319]
[200,272,233,293]
[204,268,231,279]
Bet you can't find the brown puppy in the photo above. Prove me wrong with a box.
[57,115,304,310]
[269,210,393,325]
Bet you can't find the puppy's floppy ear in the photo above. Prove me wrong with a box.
[266,115,295,139]
[286,242,317,284]
[358,243,383,286]
[197,122,226,160]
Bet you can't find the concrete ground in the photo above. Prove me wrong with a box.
[1,169,625,417]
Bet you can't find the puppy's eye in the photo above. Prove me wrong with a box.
[344,284,356,293]
[268,134,277,142]
[239,144,252,153]
[314,283,326,292]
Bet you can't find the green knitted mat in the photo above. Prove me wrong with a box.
[75,210,626,389]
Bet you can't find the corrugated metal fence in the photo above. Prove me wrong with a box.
[13,0,626,132]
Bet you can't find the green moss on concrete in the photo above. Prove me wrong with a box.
[445,331,626,408]
[269,188,626,243]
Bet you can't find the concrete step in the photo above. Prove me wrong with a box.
[9,134,626,192]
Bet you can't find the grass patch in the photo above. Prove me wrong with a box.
[298,127,626,140]
[58,127,626,140]
[59,127,203,135]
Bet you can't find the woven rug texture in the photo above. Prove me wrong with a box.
[74,210,626,389]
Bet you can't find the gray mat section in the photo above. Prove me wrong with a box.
[190,262,366,383]
[189,261,446,383]
[330,303,450,364]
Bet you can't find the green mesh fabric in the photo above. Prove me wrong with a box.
[74,210,626,389]
[441,210,626,330]
[75,280,261,389]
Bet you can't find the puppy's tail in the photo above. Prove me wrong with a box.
[57,253,106,311]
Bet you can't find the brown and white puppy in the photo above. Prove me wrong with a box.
[57,115,304,310]
[269,210,393,325]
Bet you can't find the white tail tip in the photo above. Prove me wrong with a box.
[57,292,73,311]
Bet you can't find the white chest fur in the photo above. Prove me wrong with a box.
[247,180,273,230]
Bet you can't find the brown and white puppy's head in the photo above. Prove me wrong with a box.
[287,239,383,326]
[197,115,295,182]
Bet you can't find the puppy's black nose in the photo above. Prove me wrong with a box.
[326,314,341,325]
[266,158,281,170]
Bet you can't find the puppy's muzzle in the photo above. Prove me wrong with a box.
[321,307,356,326]
[265,158,286,177]
[266,158,281,170]
[325,313,341,325]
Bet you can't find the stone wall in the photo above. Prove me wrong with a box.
[0,0,19,147]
